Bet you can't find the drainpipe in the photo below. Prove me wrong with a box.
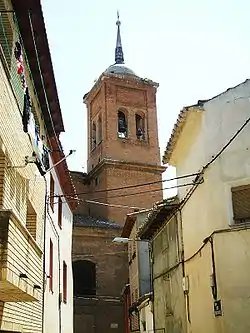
[47,200,62,333]
[41,176,47,333]
[42,176,62,333]
[178,208,191,326]
[148,241,157,333]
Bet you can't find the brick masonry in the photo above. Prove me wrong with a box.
[72,71,164,333]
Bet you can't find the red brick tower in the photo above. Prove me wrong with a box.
[83,14,165,224]
[71,13,164,333]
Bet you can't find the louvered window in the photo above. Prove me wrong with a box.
[231,185,250,223]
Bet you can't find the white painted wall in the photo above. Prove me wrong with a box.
[43,161,73,333]
[139,301,154,333]
[172,79,250,333]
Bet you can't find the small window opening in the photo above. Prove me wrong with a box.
[98,116,102,143]
[92,122,96,150]
[73,260,96,296]
[231,185,250,223]
[118,111,127,138]
[135,114,145,140]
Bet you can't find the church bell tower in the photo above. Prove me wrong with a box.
[84,13,165,224]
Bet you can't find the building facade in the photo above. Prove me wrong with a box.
[163,79,250,333]
[139,198,187,333]
[122,211,153,333]
[44,138,76,333]
[0,1,76,332]
[71,14,164,333]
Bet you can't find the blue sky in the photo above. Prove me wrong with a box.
[42,0,250,195]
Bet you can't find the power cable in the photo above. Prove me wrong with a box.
[141,111,250,240]
[89,181,196,201]
[27,11,62,151]
[52,172,199,198]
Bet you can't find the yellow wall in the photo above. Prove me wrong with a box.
[0,35,45,332]
[153,214,187,333]
[172,80,250,333]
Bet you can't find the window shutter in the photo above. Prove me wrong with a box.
[231,185,250,223]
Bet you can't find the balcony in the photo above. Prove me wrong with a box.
[0,210,43,302]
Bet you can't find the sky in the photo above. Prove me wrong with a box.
[41,0,250,196]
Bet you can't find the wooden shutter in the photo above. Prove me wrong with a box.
[231,185,250,223]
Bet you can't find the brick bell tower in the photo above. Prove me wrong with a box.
[84,13,165,224]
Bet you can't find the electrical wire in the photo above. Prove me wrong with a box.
[143,110,250,241]
[88,181,196,201]
[27,11,62,151]
[85,200,145,210]
[52,172,199,198]
[51,180,199,209]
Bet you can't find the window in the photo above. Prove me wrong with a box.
[135,114,145,140]
[91,122,97,150]
[49,239,53,292]
[63,261,67,303]
[231,185,250,223]
[50,175,55,211]
[58,196,62,229]
[73,260,96,296]
[118,111,127,138]
[98,116,102,143]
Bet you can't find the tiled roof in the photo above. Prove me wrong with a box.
[138,196,179,240]
[74,214,121,229]
[162,106,202,165]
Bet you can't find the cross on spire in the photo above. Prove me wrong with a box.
[115,11,124,64]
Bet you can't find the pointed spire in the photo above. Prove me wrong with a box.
[115,11,124,64]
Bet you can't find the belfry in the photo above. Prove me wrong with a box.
[71,13,164,333]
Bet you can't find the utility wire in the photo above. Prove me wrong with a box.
[60,181,199,210]
[89,182,196,201]
[52,172,199,198]
[51,180,198,207]
[142,111,250,240]
[27,11,62,151]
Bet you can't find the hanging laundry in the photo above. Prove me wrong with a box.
[14,41,24,74]
[22,87,31,133]
[14,40,27,91]
[14,41,22,60]
[42,145,50,171]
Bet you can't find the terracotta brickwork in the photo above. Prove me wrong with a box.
[72,72,164,333]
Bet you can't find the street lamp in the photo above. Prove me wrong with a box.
[112,237,146,244]
[112,237,131,244]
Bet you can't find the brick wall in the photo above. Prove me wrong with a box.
[72,226,128,333]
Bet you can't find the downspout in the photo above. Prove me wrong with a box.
[47,201,62,333]
[148,241,156,333]
[41,176,47,333]
[209,237,218,301]
[178,208,191,326]
[42,176,62,333]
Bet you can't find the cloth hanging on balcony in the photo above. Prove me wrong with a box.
[14,41,24,75]
[14,41,26,90]
[22,87,31,133]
